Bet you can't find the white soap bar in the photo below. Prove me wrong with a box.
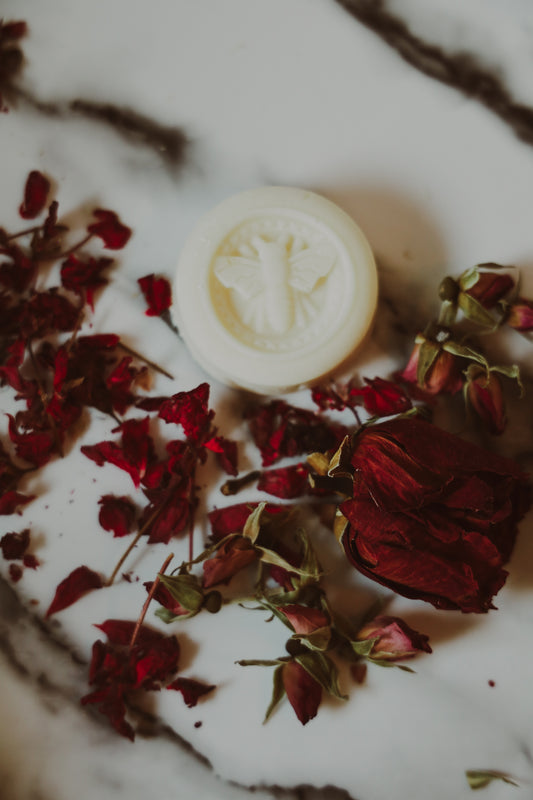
[172,186,378,394]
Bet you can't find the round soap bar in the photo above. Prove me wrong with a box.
[172,186,378,394]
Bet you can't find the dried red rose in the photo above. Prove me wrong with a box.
[337,416,531,612]
[356,615,432,660]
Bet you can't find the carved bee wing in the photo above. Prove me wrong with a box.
[214,256,263,299]
[287,243,336,294]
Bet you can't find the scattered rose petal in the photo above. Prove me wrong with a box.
[0,528,30,559]
[87,209,131,250]
[46,565,103,617]
[138,273,172,317]
[19,170,50,219]
[167,677,216,707]
[98,495,136,537]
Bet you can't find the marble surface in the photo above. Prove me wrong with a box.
[2,2,533,799]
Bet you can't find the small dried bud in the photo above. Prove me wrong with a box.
[506,298,533,332]
[356,616,432,661]
[465,367,506,435]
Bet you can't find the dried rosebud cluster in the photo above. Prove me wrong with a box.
[397,263,531,434]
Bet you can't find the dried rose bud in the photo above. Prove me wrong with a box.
[465,368,506,435]
[464,267,514,309]
[506,298,533,332]
[400,340,463,396]
[356,615,431,661]
[338,416,531,613]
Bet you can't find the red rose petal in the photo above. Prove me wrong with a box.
[19,171,50,219]
[46,565,103,617]
[167,677,216,707]
[137,273,172,317]
[87,209,131,250]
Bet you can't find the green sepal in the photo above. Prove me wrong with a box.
[255,543,321,579]
[242,502,267,544]
[293,626,332,652]
[457,291,497,328]
[368,658,416,673]
[295,651,347,701]
[350,638,378,657]
[458,266,481,291]
[154,607,182,624]
[416,339,440,387]
[264,664,286,723]
[442,341,490,369]
[158,572,204,614]
[307,451,330,476]
[465,769,519,790]
[333,508,349,546]
[327,435,353,479]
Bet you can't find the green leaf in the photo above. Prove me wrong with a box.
[369,658,415,673]
[457,292,497,328]
[264,664,286,723]
[458,266,481,291]
[443,341,490,369]
[416,340,440,387]
[255,544,320,579]
[465,769,519,790]
[154,607,181,624]
[242,502,267,544]
[327,435,353,479]
[350,638,378,657]
[295,651,347,701]
[307,451,330,476]
[294,626,332,652]
[333,508,349,546]
[158,573,204,613]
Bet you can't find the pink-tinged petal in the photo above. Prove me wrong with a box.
[357,615,431,660]
[282,661,321,725]
[202,537,257,588]
[278,605,329,635]
[506,298,533,332]
[19,171,50,219]
[46,566,103,617]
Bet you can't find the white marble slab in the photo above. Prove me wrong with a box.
[1,2,533,799]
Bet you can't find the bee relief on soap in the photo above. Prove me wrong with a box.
[214,232,336,337]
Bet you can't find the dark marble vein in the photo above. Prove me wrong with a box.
[334,0,533,146]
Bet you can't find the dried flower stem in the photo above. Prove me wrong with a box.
[129,552,174,647]
[118,342,173,380]
[107,502,168,586]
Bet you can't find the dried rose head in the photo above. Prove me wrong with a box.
[335,416,531,613]
[356,615,432,661]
